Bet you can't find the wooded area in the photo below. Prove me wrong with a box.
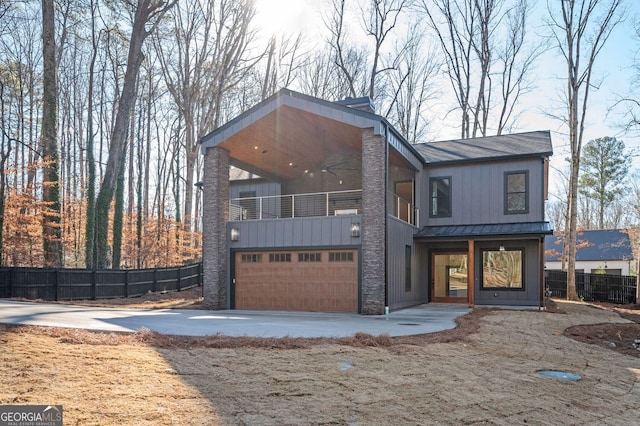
[0,0,638,274]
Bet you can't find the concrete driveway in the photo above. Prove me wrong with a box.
[0,300,470,338]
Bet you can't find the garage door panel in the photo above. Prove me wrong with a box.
[235,250,358,312]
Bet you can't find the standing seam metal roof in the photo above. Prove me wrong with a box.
[415,222,553,239]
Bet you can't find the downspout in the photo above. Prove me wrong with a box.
[384,123,389,314]
[540,235,545,309]
[541,155,548,310]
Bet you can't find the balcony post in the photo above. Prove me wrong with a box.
[326,192,329,216]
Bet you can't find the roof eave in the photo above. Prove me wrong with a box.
[199,88,387,154]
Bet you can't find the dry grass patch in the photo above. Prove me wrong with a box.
[3,296,640,424]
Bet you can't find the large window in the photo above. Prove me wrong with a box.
[504,171,528,214]
[430,177,451,218]
[481,249,524,289]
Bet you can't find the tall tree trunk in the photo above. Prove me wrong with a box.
[93,0,174,268]
[85,0,98,269]
[41,0,63,268]
[0,82,10,266]
[552,0,622,300]
[112,140,127,269]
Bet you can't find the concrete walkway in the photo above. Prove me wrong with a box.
[0,300,471,338]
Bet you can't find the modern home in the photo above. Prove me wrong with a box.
[545,229,634,276]
[199,89,553,314]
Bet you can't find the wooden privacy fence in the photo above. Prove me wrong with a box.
[0,263,202,302]
[545,270,637,304]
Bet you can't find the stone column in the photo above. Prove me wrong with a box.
[361,128,386,314]
[202,147,230,309]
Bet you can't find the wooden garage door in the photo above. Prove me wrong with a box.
[234,250,358,312]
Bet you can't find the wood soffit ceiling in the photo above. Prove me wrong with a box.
[219,105,364,180]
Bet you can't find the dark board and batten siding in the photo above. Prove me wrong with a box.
[227,215,361,248]
[473,239,541,306]
[387,216,426,309]
[422,158,545,226]
[230,181,281,200]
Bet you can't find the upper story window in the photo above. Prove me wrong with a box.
[430,177,451,218]
[504,171,528,214]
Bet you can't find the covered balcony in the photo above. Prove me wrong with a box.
[229,189,417,226]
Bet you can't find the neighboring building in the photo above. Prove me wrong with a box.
[545,229,634,276]
[199,89,553,314]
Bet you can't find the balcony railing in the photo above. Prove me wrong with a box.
[229,189,417,226]
[388,192,419,227]
[230,190,362,220]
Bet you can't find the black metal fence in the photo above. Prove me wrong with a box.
[545,270,637,304]
[0,263,202,302]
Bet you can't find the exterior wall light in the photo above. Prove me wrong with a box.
[499,245,505,251]
[351,222,360,237]
[230,228,239,242]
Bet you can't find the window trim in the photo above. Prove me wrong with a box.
[429,176,452,218]
[504,171,529,215]
[480,248,525,291]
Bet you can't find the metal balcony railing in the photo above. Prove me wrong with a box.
[388,192,419,227]
[230,190,362,220]
[229,189,417,226]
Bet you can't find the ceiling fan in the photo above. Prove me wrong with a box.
[320,161,357,176]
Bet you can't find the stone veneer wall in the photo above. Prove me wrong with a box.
[202,147,230,309]
[361,128,386,314]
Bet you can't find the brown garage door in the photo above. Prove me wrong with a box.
[234,250,358,312]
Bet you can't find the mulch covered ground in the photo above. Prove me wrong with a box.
[3,291,640,425]
[8,290,640,357]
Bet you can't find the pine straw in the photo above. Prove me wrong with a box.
[0,307,495,350]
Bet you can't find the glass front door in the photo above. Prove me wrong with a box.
[432,253,468,302]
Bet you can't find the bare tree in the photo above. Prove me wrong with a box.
[362,0,411,100]
[384,23,439,143]
[548,0,623,300]
[298,49,343,99]
[325,0,371,99]
[0,81,14,266]
[84,0,100,269]
[41,0,63,267]
[419,0,538,138]
[420,0,474,138]
[495,0,539,134]
[154,0,256,254]
[259,33,305,100]
[93,0,175,269]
